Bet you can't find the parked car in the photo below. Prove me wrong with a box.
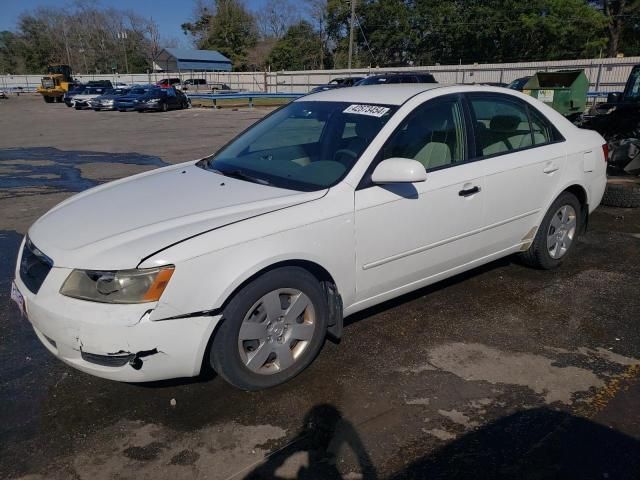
[134,86,190,112]
[63,84,85,107]
[12,85,606,390]
[0,89,8,99]
[211,83,232,92]
[508,76,532,91]
[89,87,131,111]
[182,78,207,90]
[72,86,111,109]
[113,85,155,111]
[157,78,181,88]
[310,77,364,93]
[355,72,437,85]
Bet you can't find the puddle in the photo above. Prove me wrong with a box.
[0,147,167,192]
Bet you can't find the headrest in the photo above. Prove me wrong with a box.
[490,115,520,132]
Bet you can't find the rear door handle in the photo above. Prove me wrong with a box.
[458,186,481,197]
[543,163,559,174]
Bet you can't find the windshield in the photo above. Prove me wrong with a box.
[82,87,106,94]
[202,101,397,191]
[130,87,151,95]
[108,88,129,95]
[357,76,390,85]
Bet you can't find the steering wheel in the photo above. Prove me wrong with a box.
[333,149,358,166]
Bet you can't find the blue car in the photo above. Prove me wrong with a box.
[114,85,155,112]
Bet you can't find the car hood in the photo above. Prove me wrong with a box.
[74,94,101,100]
[28,161,326,269]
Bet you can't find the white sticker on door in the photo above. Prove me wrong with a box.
[343,104,390,117]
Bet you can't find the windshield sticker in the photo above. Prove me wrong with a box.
[343,104,390,117]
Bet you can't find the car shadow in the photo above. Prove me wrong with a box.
[390,407,640,480]
[244,405,640,479]
[344,255,514,329]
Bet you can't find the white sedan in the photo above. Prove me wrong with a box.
[12,85,607,390]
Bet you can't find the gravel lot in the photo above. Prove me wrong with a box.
[1,95,640,480]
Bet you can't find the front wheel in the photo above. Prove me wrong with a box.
[210,267,328,390]
[520,192,581,269]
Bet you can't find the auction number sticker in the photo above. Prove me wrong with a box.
[343,104,390,117]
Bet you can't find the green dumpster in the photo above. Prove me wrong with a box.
[523,70,589,119]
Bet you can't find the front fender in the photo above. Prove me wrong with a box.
[143,188,356,321]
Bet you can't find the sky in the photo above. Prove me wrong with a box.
[0,0,270,46]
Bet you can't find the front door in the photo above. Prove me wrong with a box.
[353,96,486,304]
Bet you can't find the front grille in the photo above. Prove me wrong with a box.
[19,238,53,294]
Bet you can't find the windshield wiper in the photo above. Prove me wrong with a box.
[212,168,271,186]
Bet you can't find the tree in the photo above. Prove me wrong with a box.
[256,0,300,39]
[182,0,258,70]
[267,21,325,70]
[3,4,163,74]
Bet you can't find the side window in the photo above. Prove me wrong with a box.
[382,99,467,171]
[470,97,532,157]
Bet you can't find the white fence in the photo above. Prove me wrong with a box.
[2,56,638,96]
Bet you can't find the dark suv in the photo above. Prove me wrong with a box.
[355,72,437,85]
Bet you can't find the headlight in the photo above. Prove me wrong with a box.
[146,98,160,103]
[60,266,174,304]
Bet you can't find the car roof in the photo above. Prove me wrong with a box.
[300,84,444,105]
[300,83,537,106]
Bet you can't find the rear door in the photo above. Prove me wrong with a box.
[466,93,566,253]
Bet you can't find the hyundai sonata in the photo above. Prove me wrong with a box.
[12,85,607,390]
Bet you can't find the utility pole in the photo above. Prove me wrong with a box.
[118,31,129,74]
[347,0,356,70]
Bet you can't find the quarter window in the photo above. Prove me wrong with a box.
[529,108,553,145]
[381,99,467,171]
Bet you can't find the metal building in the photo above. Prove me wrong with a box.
[155,48,232,72]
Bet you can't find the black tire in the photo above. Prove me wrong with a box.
[210,267,328,390]
[55,96,63,103]
[43,96,53,103]
[520,192,581,270]
[601,178,640,208]
[74,106,82,110]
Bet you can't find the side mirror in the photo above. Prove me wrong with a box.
[371,158,427,184]
[607,92,623,104]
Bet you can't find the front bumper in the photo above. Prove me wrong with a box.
[135,102,162,111]
[13,240,220,382]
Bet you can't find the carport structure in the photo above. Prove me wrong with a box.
[155,48,232,72]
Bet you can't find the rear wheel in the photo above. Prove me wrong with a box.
[210,267,328,390]
[521,192,581,269]
[43,96,53,103]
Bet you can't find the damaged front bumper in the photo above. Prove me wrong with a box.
[14,263,221,382]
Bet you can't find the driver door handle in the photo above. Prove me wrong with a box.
[458,186,481,197]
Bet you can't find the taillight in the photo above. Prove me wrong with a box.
[602,143,609,162]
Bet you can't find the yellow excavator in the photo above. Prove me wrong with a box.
[37,64,74,103]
